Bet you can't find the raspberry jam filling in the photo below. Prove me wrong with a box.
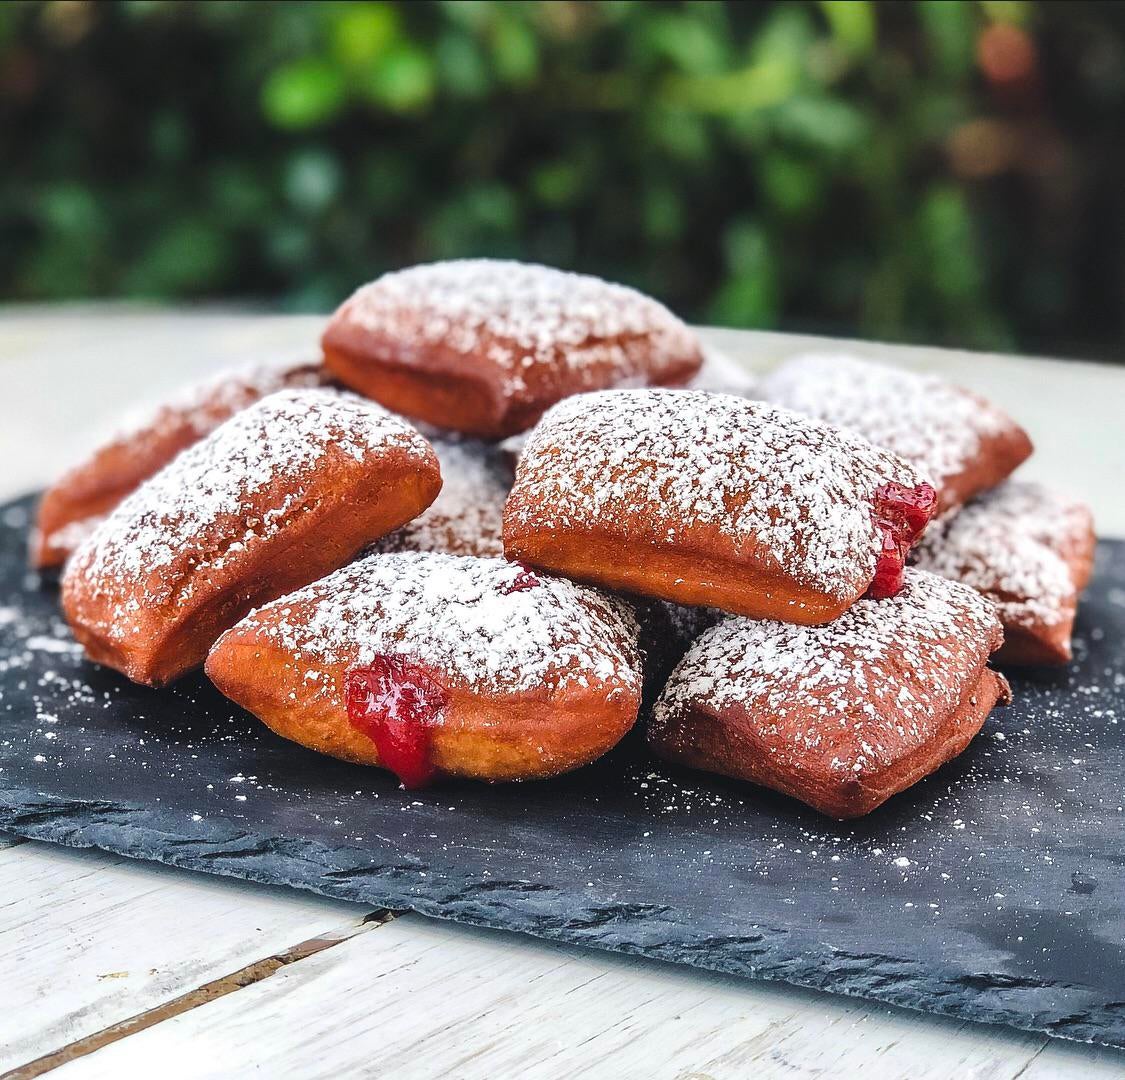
[345,656,449,789]
[501,564,541,594]
[867,482,937,599]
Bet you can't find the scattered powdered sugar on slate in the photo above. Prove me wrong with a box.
[373,438,509,558]
[66,389,433,635]
[234,552,642,698]
[509,388,927,600]
[756,353,1015,500]
[913,483,1082,628]
[327,259,700,395]
[651,569,1004,775]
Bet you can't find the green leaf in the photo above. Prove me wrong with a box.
[817,0,877,56]
[362,43,435,112]
[331,3,399,68]
[261,58,347,129]
[770,94,871,154]
[918,0,976,80]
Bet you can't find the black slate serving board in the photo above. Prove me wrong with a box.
[1,494,1123,1049]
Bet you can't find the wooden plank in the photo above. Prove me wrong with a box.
[0,841,374,1074]
[42,915,1123,1080]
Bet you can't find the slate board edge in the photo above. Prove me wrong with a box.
[3,785,1122,1051]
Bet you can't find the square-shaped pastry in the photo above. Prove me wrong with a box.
[32,357,329,569]
[756,353,1033,514]
[206,553,642,786]
[503,389,936,624]
[649,569,1010,819]
[321,259,703,439]
[62,388,440,687]
[912,481,1095,665]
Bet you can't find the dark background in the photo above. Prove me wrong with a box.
[3,0,1124,362]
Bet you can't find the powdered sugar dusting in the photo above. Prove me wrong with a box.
[373,438,508,558]
[508,389,927,601]
[498,346,757,469]
[327,259,700,396]
[757,353,1018,506]
[107,355,328,444]
[652,569,1004,776]
[230,552,642,698]
[65,389,433,642]
[913,482,1088,630]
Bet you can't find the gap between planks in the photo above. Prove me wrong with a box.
[2,908,401,1080]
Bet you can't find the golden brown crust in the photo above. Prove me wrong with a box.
[204,553,643,783]
[207,630,635,783]
[32,358,329,569]
[321,260,703,439]
[654,667,1008,818]
[648,570,1009,818]
[504,527,853,625]
[61,390,440,687]
[755,354,1033,515]
[913,482,1095,667]
[503,390,931,623]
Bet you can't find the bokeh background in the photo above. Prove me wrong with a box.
[2,0,1124,361]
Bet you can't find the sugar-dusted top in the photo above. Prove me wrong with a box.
[325,259,700,393]
[108,355,329,445]
[232,552,642,699]
[508,388,927,601]
[756,353,1017,499]
[913,483,1083,627]
[374,437,509,558]
[66,389,434,637]
[952,481,1094,568]
[651,568,1003,776]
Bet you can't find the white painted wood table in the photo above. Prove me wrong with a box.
[2,306,1124,1080]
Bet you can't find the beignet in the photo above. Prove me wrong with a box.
[649,569,1010,819]
[913,482,1095,665]
[205,553,643,785]
[321,259,703,439]
[372,437,509,558]
[62,389,440,687]
[32,356,329,569]
[756,353,1033,514]
[503,389,936,623]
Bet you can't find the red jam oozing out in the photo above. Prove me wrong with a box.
[345,657,449,789]
[501,564,541,594]
[867,482,937,599]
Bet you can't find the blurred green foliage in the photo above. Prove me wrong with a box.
[3,0,1125,359]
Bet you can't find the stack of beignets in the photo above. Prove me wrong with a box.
[46,258,1094,814]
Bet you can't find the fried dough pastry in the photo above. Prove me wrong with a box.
[649,569,1010,818]
[503,389,936,623]
[913,481,1095,665]
[32,357,330,569]
[322,259,703,439]
[205,553,643,786]
[62,389,440,686]
[756,353,1033,514]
